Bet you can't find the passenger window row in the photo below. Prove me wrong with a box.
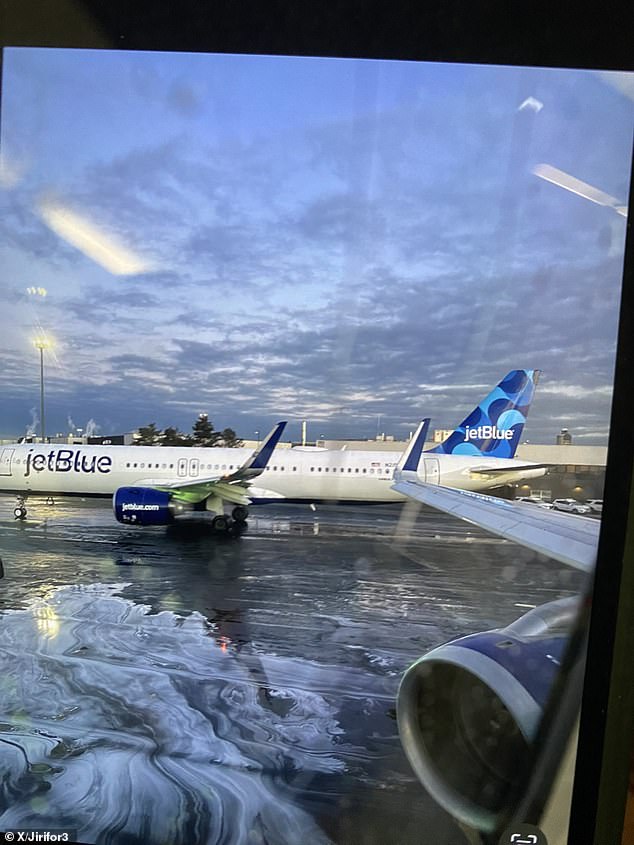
[121,462,393,475]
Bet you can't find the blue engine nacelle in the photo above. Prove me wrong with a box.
[396,597,579,833]
[113,487,174,526]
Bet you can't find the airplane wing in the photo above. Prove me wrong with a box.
[135,421,287,502]
[392,478,598,572]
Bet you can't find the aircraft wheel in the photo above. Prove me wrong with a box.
[14,506,27,520]
[231,505,249,522]
[229,520,248,537]
[212,515,229,532]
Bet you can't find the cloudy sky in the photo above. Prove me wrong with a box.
[0,49,632,444]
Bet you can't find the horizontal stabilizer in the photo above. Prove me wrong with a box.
[392,479,597,572]
[468,462,551,476]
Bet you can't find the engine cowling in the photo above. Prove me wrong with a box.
[396,597,579,833]
[113,487,174,526]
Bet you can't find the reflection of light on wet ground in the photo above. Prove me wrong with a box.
[34,601,60,639]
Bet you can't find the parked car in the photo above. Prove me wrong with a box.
[515,496,553,509]
[586,499,603,514]
[551,498,592,515]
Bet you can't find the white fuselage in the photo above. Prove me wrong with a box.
[0,442,545,504]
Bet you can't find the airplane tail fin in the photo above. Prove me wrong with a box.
[427,370,540,459]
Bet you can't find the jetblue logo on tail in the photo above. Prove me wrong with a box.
[465,426,513,441]
[428,369,540,459]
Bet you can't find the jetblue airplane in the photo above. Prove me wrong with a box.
[0,369,545,531]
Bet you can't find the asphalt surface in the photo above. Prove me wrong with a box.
[0,497,589,845]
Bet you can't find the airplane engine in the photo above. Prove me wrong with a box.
[396,597,579,832]
[113,487,176,525]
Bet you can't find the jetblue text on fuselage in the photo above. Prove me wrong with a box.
[24,449,113,477]
[464,426,514,441]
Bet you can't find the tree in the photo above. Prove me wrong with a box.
[136,423,161,445]
[191,413,216,447]
[216,427,243,448]
[190,414,243,447]
[161,426,192,447]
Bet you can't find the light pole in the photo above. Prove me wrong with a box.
[255,430,260,446]
[34,338,50,442]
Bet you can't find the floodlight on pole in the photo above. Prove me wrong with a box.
[33,337,51,442]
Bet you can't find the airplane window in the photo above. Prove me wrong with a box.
[0,41,631,845]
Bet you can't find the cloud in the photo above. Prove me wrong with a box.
[539,383,614,399]
[1,54,631,444]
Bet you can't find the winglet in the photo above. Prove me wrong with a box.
[249,421,287,470]
[395,419,430,476]
[227,421,287,481]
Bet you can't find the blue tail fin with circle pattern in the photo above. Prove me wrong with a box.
[428,370,540,458]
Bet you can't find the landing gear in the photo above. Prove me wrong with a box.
[205,497,248,536]
[212,514,230,533]
[228,520,248,538]
[14,497,27,520]
[231,505,249,523]
[211,512,248,537]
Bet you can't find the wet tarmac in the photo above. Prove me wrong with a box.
[0,497,588,845]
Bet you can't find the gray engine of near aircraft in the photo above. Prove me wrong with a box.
[396,597,579,832]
